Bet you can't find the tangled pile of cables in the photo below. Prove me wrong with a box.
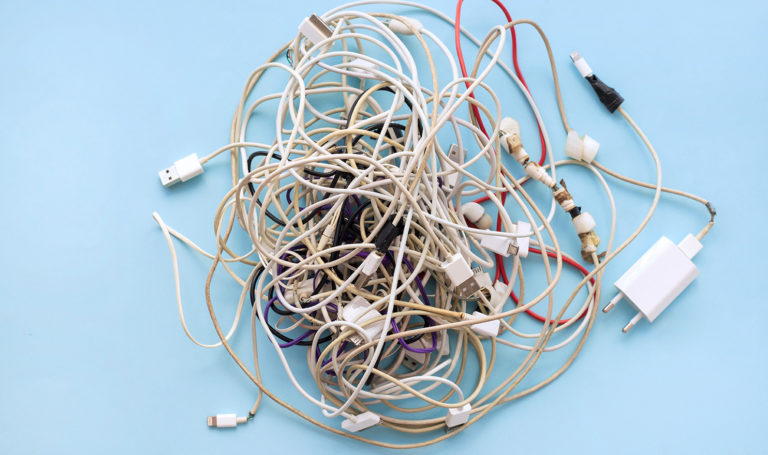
[152,0,716,448]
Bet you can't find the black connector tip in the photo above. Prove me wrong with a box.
[586,74,624,113]
[374,216,403,253]
[568,206,582,219]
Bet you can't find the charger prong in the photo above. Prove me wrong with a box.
[622,312,643,333]
[603,291,624,313]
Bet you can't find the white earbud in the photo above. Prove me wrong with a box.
[498,117,520,153]
[461,202,493,229]
[499,117,532,165]
[564,130,599,163]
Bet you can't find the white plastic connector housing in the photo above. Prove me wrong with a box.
[570,51,593,78]
[346,57,378,79]
[439,333,450,356]
[355,251,383,287]
[283,278,315,303]
[402,337,431,370]
[445,404,471,428]
[490,281,509,312]
[473,268,492,290]
[480,233,516,257]
[341,411,380,432]
[515,221,531,258]
[317,223,336,250]
[158,153,203,187]
[462,202,492,230]
[340,296,387,344]
[387,16,424,35]
[443,144,462,190]
[207,414,247,428]
[441,253,479,298]
[480,221,531,258]
[299,14,332,47]
[565,130,599,163]
[608,234,702,333]
[467,311,500,338]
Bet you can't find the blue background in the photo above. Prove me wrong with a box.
[1,0,766,453]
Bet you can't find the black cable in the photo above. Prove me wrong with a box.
[248,262,333,346]
[345,86,422,137]
[312,199,372,294]
[351,122,406,147]
[247,151,328,226]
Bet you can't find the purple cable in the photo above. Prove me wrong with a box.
[264,296,314,348]
[267,233,437,354]
[354,252,437,354]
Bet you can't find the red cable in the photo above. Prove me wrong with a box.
[500,247,594,324]
[454,0,547,166]
[454,0,546,286]
[467,221,593,324]
[455,2,593,325]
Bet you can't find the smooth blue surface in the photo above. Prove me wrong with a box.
[1,0,766,453]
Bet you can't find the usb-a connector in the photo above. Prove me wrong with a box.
[158,153,204,187]
[298,14,332,47]
[441,253,479,298]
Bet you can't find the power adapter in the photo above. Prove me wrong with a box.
[604,234,703,332]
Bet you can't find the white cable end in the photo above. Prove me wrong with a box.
[515,221,531,258]
[341,411,380,432]
[480,220,530,258]
[480,234,515,258]
[473,268,492,290]
[442,144,463,190]
[387,16,424,35]
[490,281,509,312]
[299,14,332,46]
[570,51,593,78]
[445,404,471,428]
[340,296,387,345]
[283,278,315,304]
[441,254,479,298]
[524,162,556,188]
[207,414,247,428]
[500,116,520,135]
[159,153,203,187]
[355,251,384,288]
[678,233,703,259]
[467,311,500,338]
[346,57,378,79]
[403,337,431,370]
